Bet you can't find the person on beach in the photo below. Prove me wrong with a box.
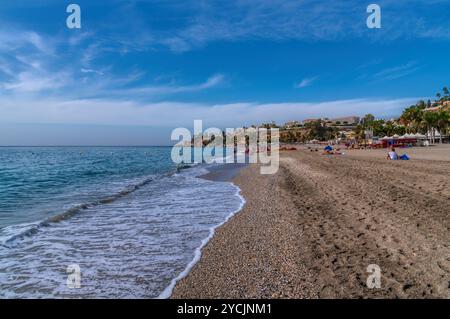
[387,147,398,160]
[323,145,333,154]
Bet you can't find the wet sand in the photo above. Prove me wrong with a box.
[200,162,247,182]
[172,145,450,298]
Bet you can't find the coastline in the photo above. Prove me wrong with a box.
[158,162,247,299]
[171,146,450,298]
[200,162,248,182]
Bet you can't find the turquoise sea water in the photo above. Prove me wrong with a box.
[0,147,244,298]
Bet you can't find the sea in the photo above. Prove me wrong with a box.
[0,147,245,298]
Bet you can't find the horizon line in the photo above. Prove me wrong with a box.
[0,145,174,148]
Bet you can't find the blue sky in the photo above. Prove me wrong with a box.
[1,0,450,145]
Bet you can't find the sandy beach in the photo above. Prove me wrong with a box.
[172,145,450,299]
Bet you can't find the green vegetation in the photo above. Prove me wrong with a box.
[399,93,449,143]
[279,120,338,143]
[265,87,450,144]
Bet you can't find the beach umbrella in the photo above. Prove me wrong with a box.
[381,136,389,140]
[324,145,333,151]
[393,134,400,138]
[415,133,426,139]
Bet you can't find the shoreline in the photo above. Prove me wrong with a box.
[159,163,247,298]
[200,162,248,182]
[171,146,450,298]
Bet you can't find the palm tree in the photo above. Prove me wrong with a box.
[400,107,413,132]
[384,121,397,136]
[422,112,439,144]
[354,124,366,141]
[400,105,424,133]
[363,114,375,127]
[443,87,449,100]
[436,110,450,144]
[417,100,426,109]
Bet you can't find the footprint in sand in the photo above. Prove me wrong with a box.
[437,259,450,273]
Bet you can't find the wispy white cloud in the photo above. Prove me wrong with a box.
[156,1,357,52]
[81,42,102,67]
[0,96,418,128]
[68,32,94,47]
[0,26,224,100]
[105,0,450,53]
[295,76,319,88]
[1,71,71,93]
[0,59,15,76]
[0,30,54,55]
[0,29,65,94]
[119,74,225,96]
[25,31,53,55]
[15,55,43,70]
[373,62,420,80]
[81,68,104,76]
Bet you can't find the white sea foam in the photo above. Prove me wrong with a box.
[0,164,245,298]
[158,181,245,299]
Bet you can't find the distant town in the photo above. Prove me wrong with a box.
[256,90,450,145]
[185,87,450,147]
